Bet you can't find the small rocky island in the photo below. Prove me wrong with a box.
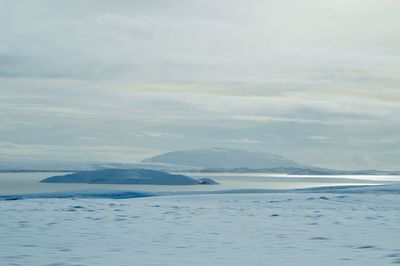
[40,168,217,185]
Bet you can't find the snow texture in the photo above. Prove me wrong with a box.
[1,192,400,265]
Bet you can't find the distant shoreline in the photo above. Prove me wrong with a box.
[0,170,75,173]
[1,169,400,176]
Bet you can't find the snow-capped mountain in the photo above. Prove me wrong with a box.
[142,148,303,169]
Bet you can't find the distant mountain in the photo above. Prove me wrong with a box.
[142,148,303,169]
[190,166,400,175]
[40,168,217,185]
[0,158,196,173]
[141,148,400,175]
[2,148,399,176]
[0,158,103,172]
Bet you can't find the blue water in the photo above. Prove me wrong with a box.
[0,172,398,196]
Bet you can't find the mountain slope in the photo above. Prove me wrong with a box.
[142,148,303,169]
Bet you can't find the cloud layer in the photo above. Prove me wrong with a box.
[1,0,400,169]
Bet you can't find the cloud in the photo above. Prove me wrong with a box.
[0,142,154,163]
[1,0,400,169]
[226,138,261,144]
[134,131,185,140]
[304,136,333,142]
[2,0,400,84]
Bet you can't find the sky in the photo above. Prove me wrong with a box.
[1,0,400,170]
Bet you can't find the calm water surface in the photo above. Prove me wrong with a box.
[1,172,399,196]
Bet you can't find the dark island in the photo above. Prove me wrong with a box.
[40,168,217,185]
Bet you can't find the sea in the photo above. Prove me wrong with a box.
[1,172,399,196]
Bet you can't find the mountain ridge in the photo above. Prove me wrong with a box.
[142,147,304,169]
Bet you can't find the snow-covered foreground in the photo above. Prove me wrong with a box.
[1,190,400,265]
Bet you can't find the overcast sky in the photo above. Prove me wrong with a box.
[1,0,400,170]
